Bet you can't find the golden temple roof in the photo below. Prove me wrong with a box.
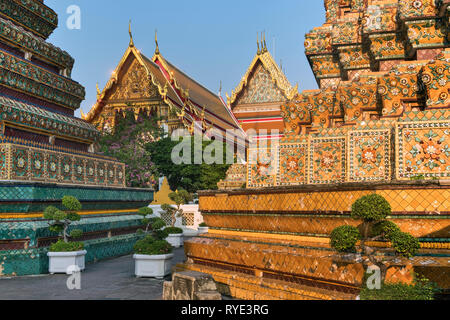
[84,34,244,141]
[228,44,298,107]
[152,52,242,131]
[82,45,182,122]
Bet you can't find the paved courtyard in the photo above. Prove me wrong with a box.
[0,246,187,300]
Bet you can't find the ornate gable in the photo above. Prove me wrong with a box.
[229,49,297,108]
[109,58,160,101]
[234,61,286,105]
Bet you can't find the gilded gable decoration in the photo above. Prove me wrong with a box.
[228,47,298,107]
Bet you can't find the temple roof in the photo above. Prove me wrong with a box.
[85,36,243,136]
[153,53,242,131]
[83,45,182,122]
[228,45,298,107]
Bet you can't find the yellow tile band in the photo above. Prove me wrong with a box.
[0,209,139,219]
[207,229,331,244]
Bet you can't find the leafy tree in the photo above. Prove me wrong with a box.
[98,109,232,193]
[146,136,232,193]
[331,194,421,283]
[161,189,193,227]
[44,196,84,246]
[97,109,161,188]
[134,208,172,256]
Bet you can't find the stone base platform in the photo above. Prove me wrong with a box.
[190,181,450,300]
[182,232,450,300]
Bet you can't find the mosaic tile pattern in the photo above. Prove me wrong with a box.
[309,137,346,184]
[397,121,450,180]
[247,148,278,188]
[1,143,126,187]
[348,130,392,182]
[0,182,154,213]
[199,186,450,215]
[277,143,308,186]
[235,62,286,105]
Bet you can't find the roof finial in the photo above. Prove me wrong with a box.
[257,32,261,55]
[129,20,134,47]
[96,82,101,98]
[263,32,267,53]
[219,80,222,96]
[155,29,160,55]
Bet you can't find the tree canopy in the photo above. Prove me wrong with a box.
[97,109,233,193]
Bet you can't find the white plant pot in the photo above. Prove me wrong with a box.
[134,253,174,279]
[48,250,87,274]
[198,227,209,234]
[166,233,183,248]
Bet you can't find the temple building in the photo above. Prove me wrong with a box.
[83,29,246,150]
[182,0,450,300]
[228,34,298,142]
[0,1,153,276]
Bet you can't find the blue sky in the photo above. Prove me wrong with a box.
[46,0,326,117]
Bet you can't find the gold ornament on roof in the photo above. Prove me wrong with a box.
[155,29,160,55]
[129,20,134,47]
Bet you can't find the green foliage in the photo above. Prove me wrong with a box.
[49,225,64,234]
[66,212,81,222]
[165,227,183,234]
[70,229,83,239]
[49,240,84,252]
[199,222,208,227]
[169,189,192,206]
[360,278,438,300]
[351,194,392,222]
[151,218,166,231]
[62,196,82,212]
[370,221,401,240]
[43,206,60,220]
[138,207,153,217]
[53,210,67,221]
[391,231,421,258]
[44,196,84,245]
[330,226,361,253]
[136,215,168,241]
[147,136,232,193]
[161,203,177,215]
[133,235,173,255]
[154,229,169,241]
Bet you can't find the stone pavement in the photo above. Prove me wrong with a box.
[0,246,187,300]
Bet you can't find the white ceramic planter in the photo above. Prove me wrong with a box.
[166,233,183,248]
[134,253,174,279]
[48,250,87,274]
[198,227,209,234]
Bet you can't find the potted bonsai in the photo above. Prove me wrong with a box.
[45,196,85,275]
[198,222,209,234]
[161,189,192,248]
[134,207,173,278]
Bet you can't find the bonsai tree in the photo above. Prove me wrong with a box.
[44,196,84,252]
[160,188,193,234]
[134,210,172,256]
[137,207,154,233]
[330,194,421,284]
